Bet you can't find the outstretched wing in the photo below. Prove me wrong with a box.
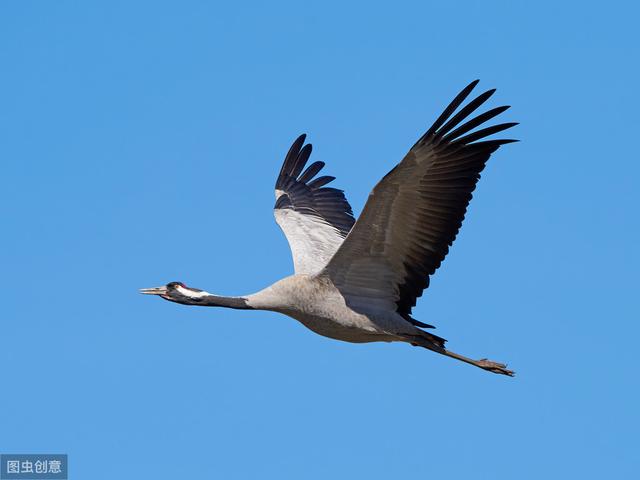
[274,134,355,274]
[322,80,517,321]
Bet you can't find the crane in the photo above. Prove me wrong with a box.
[141,80,518,376]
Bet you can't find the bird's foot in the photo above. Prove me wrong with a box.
[476,358,515,376]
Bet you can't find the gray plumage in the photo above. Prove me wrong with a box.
[141,80,518,376]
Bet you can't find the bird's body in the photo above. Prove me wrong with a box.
[248,275,417,344]
[142,80,518,376]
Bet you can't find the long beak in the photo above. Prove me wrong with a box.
[139,286,168,295]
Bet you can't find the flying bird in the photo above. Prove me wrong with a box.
[141,80,518,376]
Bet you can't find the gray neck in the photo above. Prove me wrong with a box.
[169,293,252,309]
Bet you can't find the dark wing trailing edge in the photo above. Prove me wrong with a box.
[323,80,518,322]
[275,134,355,236]
[274,135,355,274]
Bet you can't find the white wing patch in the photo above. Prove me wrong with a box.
[274,209,346,275]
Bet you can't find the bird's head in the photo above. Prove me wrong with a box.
[139,281,206,303]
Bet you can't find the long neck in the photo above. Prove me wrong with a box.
[170,287,253,309]
[197,293,252,309]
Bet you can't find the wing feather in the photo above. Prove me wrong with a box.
[322,81,518,322]
[274,135,355,274]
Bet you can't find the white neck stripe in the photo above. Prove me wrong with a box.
[176,285,209,298]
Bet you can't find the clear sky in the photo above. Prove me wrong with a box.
[1,1,638,479]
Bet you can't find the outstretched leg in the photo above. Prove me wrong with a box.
[406,334,514,376]
[438,348,514,376]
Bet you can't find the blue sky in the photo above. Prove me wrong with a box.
[1,1,638,478]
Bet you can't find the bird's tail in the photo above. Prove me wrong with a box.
[421,331,447,349]
[406,330,447,350]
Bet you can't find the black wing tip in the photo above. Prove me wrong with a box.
[420,79,518,149]
[295,133,309,151]
[289,134,308,155]
[481,87,497,99]
[461,79,482,97]
[421,80,483,140]
[277,134,313,186]
[307,175,336,189]
[276,134,344,191]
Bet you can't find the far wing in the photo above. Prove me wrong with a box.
[274,134,355,274]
